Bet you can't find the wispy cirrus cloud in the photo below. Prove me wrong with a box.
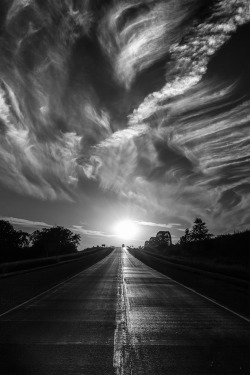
[72,225,117,238]
[0,216,52,229]
[98,0,194,89]
[134,221,181,229]
[89,76,250,234]
[0,0,249,239]
[129,0,250,125]
[0,0,106,199]
[84,0,250,235]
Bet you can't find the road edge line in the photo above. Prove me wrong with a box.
[130,252,250,324]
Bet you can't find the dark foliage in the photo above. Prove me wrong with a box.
[142,217,249,279]
[142,229,250,280]
[15,230,30,248]
[191,218,213,241]
[179,218,213,244]
[0,220,30,262]
[30,226,80,257]
[0,220,18,249]
[176,229,249,261]
[179,228,192,245]
[0,220,81,263]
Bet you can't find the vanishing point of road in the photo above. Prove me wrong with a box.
[0,248,249,374]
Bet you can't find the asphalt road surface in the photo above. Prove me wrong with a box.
[0,248,249,374]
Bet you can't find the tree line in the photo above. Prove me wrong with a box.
[175,218,249,267]
[178,218,213,245]
[0,220,81,263]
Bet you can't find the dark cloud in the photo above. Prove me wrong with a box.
[218,189,242,209]
[205,21,250,95]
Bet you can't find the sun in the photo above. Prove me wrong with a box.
[113,220,138,239]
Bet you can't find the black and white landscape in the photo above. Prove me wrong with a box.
[0,1,249,374]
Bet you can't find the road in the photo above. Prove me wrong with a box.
[0,248,249,374]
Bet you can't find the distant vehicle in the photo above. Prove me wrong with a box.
[122,244,125,248]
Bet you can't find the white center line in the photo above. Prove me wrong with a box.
[113,249,132,375]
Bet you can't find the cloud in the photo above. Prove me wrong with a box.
[0,110,83,199]
[88,77,250,235]
[72,225,118,238]
[0,216,52,229]
[0,0,249,238]
[129,0,250,124]
[98,0,193,88]
[134,221,181,229]
[85,0,250,235]
[1,0,249,202]
[0,0,100,199]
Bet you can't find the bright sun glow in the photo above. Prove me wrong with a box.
[113,220,138,239]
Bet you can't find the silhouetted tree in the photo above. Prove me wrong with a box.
[30,226,80,256]
[179,228,192,245]
[16,230,30,248]
[0,220,31,261]
[0,220,18,251]
[178,218,213,245]
[190,218,213,241]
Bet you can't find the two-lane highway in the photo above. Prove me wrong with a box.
[0,247,249,374]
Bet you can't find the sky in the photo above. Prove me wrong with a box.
[0,0,249,248]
